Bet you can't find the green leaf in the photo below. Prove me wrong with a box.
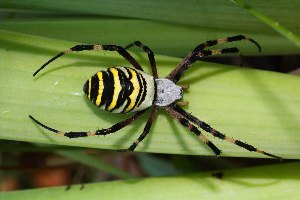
[1,0,299,34]
[231,0,300,48]
[0,18,299,56]
[1,1,300,56]
[1,30,299,159]
[56,150,134,179]
[1,162,300,199]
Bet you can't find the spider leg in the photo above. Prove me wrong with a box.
[164,105,222,156]
[199,47,240,58]
[29,110,146,138]
[119,107,158,152]
[125,41,158,79]
[176,101,189,107]
[172,104,281,159]
[167,35,261,83]
[178,84,190,90]
[33,44,143,76]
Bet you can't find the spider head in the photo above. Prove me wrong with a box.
[154,78,183,107]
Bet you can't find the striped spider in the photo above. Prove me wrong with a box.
[29,35,280,159]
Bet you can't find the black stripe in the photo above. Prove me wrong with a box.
[64,132,88,138]
[221,47,239,54]
[198,121,212,132]
[70,44,94,51]
[83,79,89,96]
[179,118,189,127]
[90,74,99,103]
[190,126,201,136]
[99,71,109,107]
[122,68,134,113]
[132,69,143,108]
[213,130,226,140]
[206,141,222,156]
[235,140,256,152]
[137,72,148,107]
[201,50,212,56]
[193,40,217,53]
[227,35,245,42]
[124,68,142,113]
[105,68,116,111]
[206,39,218,46]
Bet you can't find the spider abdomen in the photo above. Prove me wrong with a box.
[83,67,155,113]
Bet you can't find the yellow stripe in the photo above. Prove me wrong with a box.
[95,72,104,106]
[88,78,91,99]
[107,68,122,111]
[124,68,139,112]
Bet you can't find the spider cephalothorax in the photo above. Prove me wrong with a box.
[29,36,280,159]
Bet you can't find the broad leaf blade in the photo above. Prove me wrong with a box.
[1,0,299,34]
[0,30,299,158]
[1,162,300,199]
[0,18,299,56]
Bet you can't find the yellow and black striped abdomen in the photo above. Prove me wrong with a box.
[83,67,155,113]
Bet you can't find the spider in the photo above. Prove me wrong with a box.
[29,35,280,159]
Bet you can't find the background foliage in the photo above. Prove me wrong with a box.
[0,0,299,198]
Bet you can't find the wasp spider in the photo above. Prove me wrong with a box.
[29,35,280,159]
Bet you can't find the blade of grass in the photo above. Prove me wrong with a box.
[231,0,300,48]
[0,143,85,152]
[1,162,300,199]
[0,141,133,178]
[0,30,299,158]
[1,18,299,56]
[1,0,299,35]
[56,150,134,179]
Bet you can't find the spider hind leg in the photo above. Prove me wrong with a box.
[164,106,222,156]
[29,110,146,139]
[172,105,281,159]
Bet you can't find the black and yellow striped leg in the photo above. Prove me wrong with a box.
[172,104,281,159]
[125,41,158,79]
[33,44,143,76]
[199,47,239,58]
[167,35,261,83]
[29,110,146,138]
[119,107,158,152]
[164,106,222,156]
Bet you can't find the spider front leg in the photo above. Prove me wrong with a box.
[119,107,158,152]
[167,35,261,83]
[199,48,239,58]
[172,104,281,159]
[33,44,143,76]
[125,41,158,79]
[29,110,146,138]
